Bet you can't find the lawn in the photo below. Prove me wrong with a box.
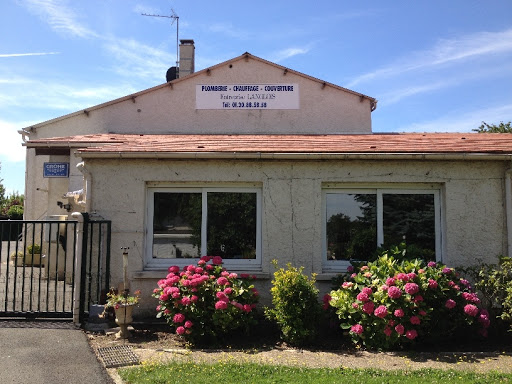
[118,361,512,384]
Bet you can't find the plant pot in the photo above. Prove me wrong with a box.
[11,252,42,267]
[114,304,134,339]
[24,252,42,266]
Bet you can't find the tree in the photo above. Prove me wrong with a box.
[0,162,6,208]
[326,195,378,261]
[473,121,512,133]
[0,161,24,219]
[2,193,24,219]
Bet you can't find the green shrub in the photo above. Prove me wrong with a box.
[265,260,322,346]
[359,242,435,265]
[328,253,489,350]
[27,244,41,254]
[461,257,512,331]
[503,283,512,327]
[7,204,23,219]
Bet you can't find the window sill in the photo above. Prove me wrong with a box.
[133,270,270,280]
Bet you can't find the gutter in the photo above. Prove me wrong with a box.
[18,128,32,143]
[76,162,92,212]
[73,151,512,162]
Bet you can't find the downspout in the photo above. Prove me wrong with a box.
[506,168,512,258]
[76,161,92,213]
[23,149,29,220]
[19,129,31,143]
[19,130,31,219]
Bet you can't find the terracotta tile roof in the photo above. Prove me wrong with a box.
[25,133,512,158]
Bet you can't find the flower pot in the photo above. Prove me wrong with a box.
[24,252,42,266]
[114,304,134,339]
[11,252,42,267]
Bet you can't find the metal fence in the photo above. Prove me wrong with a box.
[78,214,112,322]
[0,215,111,322]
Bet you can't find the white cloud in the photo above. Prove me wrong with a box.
[376,61,512,108]
[209,23,251,40]
[348,28,512,87]
[427,29,512,66]
[393,104,512,133]
[22,0,97,39]
[312,9,379,24]
[0,74,137,111]
[270,47,311,63]
[0,120,26,162]
[133,4,161,16]
[68,86,137,100]
[0,76,32,85]
[103,37,174,83]
[0,52,59,58]
[380,81,455,107]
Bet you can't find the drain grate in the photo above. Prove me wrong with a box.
[97,345,140,368]
[0,320,77,329]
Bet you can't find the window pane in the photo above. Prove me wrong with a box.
[153,192,201,258]
[207,192,257,259]
[383,194,435,259]
[326,193,377,260]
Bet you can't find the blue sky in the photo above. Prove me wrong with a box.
[1,0,512,194]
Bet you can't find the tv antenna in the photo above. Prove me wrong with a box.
[142,8,179,67]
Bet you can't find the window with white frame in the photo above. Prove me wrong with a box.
[146,186,261,270]
[323,186,441,271]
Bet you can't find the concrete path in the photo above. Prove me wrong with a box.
[0,320,113,384]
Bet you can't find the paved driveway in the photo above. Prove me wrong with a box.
[0,320,113,384]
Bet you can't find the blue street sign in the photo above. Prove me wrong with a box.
[43,162,69,178]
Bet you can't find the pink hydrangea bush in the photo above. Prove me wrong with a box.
[327,255,489,349]
[153,256,259,345]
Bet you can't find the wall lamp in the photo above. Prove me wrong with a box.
[57,201,72,211]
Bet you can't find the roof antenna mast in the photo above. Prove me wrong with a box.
[142,8,179,67]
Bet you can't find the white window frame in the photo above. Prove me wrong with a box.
[322,185,442,272]
[145,185,262,271]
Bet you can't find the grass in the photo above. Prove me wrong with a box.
[118,361,512,384]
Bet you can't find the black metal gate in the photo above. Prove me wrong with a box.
[77,214,112,323]
[0,215,111,321]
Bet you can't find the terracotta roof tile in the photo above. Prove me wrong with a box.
[26,133,512,157]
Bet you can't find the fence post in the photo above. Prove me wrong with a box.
[71,212,89,324]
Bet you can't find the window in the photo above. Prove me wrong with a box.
[323,187,441,271]
[146,186,261,270]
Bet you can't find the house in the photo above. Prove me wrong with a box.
[19,41,512,315]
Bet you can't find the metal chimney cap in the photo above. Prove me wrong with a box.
[180,39,194,45]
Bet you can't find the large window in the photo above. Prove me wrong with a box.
[323,187,441,271]
[146,187,261,270]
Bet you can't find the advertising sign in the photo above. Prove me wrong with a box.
[196,83,299,110]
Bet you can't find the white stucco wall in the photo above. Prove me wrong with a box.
[23,151,76,220]
[23,149,49,221]
[78,157,508,315]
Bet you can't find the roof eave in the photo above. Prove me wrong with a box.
[73,151,512,161]
[24,142,112,149]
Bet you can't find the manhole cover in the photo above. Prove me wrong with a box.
[97,345,140,368]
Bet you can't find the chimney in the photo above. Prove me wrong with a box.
[179,39,195,78]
